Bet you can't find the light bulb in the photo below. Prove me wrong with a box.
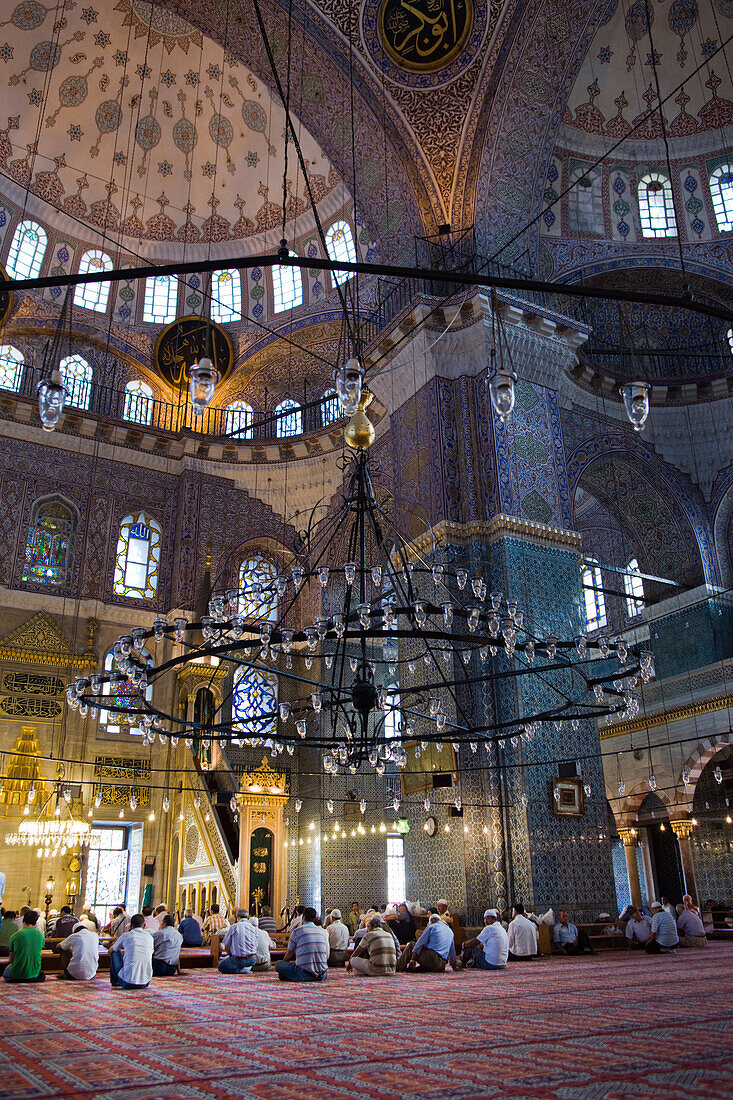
[162,796,170,812]
[295,798,302,813]
[188,357,220,414]
[327,799,334,814]
[360,799,366,814]
[649,774,657,792]
[488,364,517,422]
[714,765,723,784]
[335,357,364,415]
[620,380,650,432]
[37,368,68,432]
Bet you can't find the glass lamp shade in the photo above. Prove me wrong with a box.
[488,365,517,422]
[189,357,220,415]
[37,369,68,432]
[619,381,650,432]
[335,357,364,415]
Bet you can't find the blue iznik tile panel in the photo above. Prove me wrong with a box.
[648,598,733,680]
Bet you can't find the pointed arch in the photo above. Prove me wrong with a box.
[113,512,162,599]
[6,220,47,280]
[22,495,77,587]
[74,250,113,313]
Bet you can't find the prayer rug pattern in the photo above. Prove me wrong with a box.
[1,945,732,1099]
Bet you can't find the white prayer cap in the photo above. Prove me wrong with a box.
[428,913,441,923]
[331,909,341,920]
[437,899,449,906]
[650,900,662,909]
[484,908,499,919]
[72,922,86,933]
[249,916,259,927]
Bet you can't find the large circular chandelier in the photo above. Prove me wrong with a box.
[67,398,655,786]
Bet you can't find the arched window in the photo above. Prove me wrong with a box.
[638,172,677,238]
[623,557,645,617]
[275,399,302,438]
[238,554,278,621]
[60,354,93,410]
[211,269,242,323]
[710,165,733,232]
[22,496,76,586]
[568,168,602,233]
[581,558,607,631]
[73,250,113,313]
[321,388,341,426]
[99,647,153,735]
[5,220,47,280]
[325,221,357,287]
[0,345,24,392]
[232,666,278,743]
[113,512,162,599]
[123,380,154,425]
[272,252,302,313]
[225,400,253,439]
[728,328,733,355]
[143,275,177,323]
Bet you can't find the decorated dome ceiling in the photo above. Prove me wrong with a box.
[0,0,347,255]
[563,0,733,140]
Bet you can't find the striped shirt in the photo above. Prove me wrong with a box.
[357,928,397,975]
[288,922,329,975]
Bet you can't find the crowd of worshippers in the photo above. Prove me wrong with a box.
[0,891,710,986]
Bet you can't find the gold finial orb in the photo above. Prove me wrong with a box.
[344,388,375,451]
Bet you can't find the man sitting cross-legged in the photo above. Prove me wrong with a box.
[109,913,153,990]
[625,908,652,949]
[217,909,258,974]
[456,909,509,971]
[57,921,99,981]
[275,906,329,982]
[397,912,457,973]
[553,910,596,956]
[3,908,45,983]
[347,915,397,977]
[152,914,183,976]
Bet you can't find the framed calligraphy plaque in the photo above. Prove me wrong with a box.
[153,315,234,390]
[378,0,473,72]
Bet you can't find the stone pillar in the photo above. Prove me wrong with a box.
[618,827,643,909]
[670,819,698,903]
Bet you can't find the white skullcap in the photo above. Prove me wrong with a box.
[331,909,341,920]
[249,916,259,927]
[437,899,449,906]
[650,900,662,909]
[484,908,499,919]
[72,922,86,933]
[428,913,441,923]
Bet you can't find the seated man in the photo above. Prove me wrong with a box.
[53,906,78,940]
[346,902,362,936]
[275,907,329,982]
[109,913,154,989]
[218,909,258,974]
[57,921,99,981]
[348,915,396,977]
[437,899,453,926]
[249,916,276,972]
[258,905,276,936]
[644,900,679,954]
[142,906,159,932]
[0,910,17,957]
[178,908,203,947]
[3,909,45,983]
[457,909,508,971]
[152,915,183,976]
[326,909,349,967]
[507,903,538,960]
[105,906,130,941]
[203,903,228,941]
[553,910,596,956]
[677,904,707,948]
[625,909,652,948]
[397,912,457,973]
[393,902,416,946]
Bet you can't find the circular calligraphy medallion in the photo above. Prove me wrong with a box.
[0,263,14,330]
[378,0,473,72]
[153,315,234,390]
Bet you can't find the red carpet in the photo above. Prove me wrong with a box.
[2,944,732,1099]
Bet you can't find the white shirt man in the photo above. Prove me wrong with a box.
[152,918,183,975]
[59,923,99,981]
[249,916,276,971]
[327,915,349,951]
[625,910,652,946]
[459,910,508,970]
[110,918,154,988]
[218,911,259,974]
[507,906,538,959]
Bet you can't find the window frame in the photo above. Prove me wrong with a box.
[142,275,178,324]
[60,354,93,410]
[225,400,254,439]
[324,220,357,288]
[238,553,278,621]
[581,558,607,632]
[275,398,302,438]
[623,557,645,618]
[0,344,24,393]
[386,833,406,904]
[113,512,162,600]
[210,268,243,324]
[272,252,303,314]
[6,220,48,281]
[99,647,153,734]
[638,172,677,238]
[74,250,113,314]
[232,665,278,744]
[321,388,341,427]
[710,164,733,233]
[21,494,77,587]
[123,380,154,425]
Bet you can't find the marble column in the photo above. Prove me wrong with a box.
[618,827,642,909]
[670,819,698,903]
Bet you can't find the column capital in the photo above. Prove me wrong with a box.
[617,826,639,846]
[670,819,694,839]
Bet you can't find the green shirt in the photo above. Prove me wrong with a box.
[0,918,16,949]
[8,926,44,979]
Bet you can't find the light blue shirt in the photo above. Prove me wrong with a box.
[413,919,456,965]
[651,910,679,947]
[554,921,579,945]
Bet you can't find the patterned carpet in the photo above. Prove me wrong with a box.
[2,944,732,1100]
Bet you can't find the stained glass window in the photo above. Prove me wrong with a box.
[325,220,357,286]
[211,268,242,323]
[581,559,607,631]
[99,649,153,734]
[143,275,177,323]
[0,345,24,392]
[623,557,645,617]
[225,400,254,439]
[60,354,93,410]
[113,513,162,599]
[638,173,677,238]
[84,826,129,927]
[6,220,47,280]
[123,380,154,425]
[272,252,302,313]
[322,388,341,426]
[232,666,278,742]
[710,165,733,232]
[238,554,278,620]
[275,399,302,438]
[22,496,76,586]
[387,834,406,903]
[74,250,113,313]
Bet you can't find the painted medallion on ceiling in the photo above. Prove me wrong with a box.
[363,0,487,88]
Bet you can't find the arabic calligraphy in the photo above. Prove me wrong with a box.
[154,316,234,390]
[379,0,472,71]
